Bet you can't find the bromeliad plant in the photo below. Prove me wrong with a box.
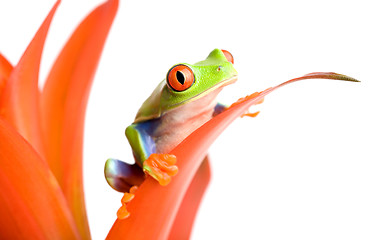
[0,0,359,239]
[0,0,118,239]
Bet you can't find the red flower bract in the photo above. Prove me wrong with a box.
[0,118,80,239]
[0,0,118,239]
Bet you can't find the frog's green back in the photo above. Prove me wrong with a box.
[134,80,166,122]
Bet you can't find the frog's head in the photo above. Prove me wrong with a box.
[135,49,238,123]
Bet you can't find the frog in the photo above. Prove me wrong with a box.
[104,49,237,193]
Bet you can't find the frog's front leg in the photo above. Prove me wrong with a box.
[125,123,178,186]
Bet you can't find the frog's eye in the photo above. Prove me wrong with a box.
[221,49,234,64]
[166,64,195,92]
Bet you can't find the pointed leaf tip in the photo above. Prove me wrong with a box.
[302,72,360,82]
[0,0,60,159]
[278,72,360,88]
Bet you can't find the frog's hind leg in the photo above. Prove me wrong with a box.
[104,158,145,192]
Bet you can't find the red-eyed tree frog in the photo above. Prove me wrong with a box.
[105,49,237,193]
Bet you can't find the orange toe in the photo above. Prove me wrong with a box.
[121,185,139,203]
[242,111,260,118]
[117,203,130,220]
[122,192,135,203]
[143,154,179,186]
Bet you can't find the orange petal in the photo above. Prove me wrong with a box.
[0,54,13,98]
[0,118,80,239]
[40,0,118,238]
[106,72,358,239]
[0,1,60,160]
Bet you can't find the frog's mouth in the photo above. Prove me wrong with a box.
[186,75,238,104]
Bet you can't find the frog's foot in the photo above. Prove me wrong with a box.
[143,153,178,186]
[229,92,265,118]
[117,185,139,220]
[242,96,264,118]
[227,89,268,118]
[241,111,260,118]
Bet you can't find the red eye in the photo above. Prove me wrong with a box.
[166,65,195,92]
[221,49,234,64]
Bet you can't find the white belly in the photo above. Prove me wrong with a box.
[153,89,221,154]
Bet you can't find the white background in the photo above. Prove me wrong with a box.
[1,0,368,239]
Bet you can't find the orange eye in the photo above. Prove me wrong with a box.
[221,49,234,64]
[166,65,195,92]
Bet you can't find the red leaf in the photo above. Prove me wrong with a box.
[0,118,80,240]
[40,0,119,238]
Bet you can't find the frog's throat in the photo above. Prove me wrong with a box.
[169,75,238,108]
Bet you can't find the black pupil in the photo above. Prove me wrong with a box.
[176,71,185,85]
